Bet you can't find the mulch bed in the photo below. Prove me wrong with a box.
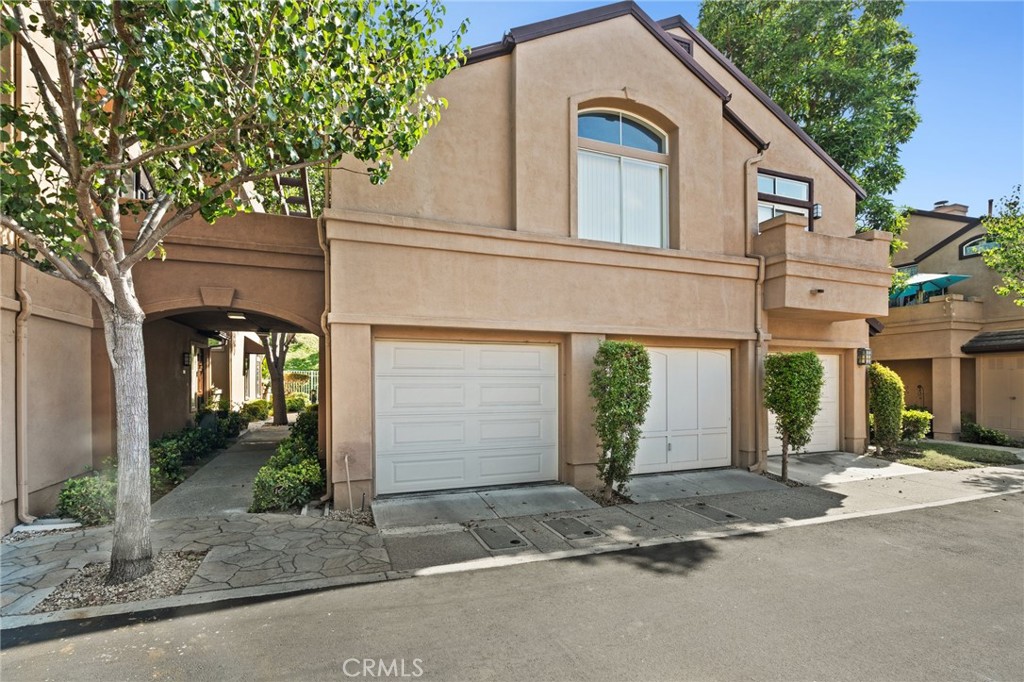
[581,488,633,507]
[761,471,804,488]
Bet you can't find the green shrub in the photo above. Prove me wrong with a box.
[961,418,1012,446]
[901,409,933,440]
[285,392,309,413]
[869,362,905,453]
[57,473,116,526]
[218,411,249,439]
[266,439,316,469]
[764,352,824,481]
[289,404,319,458]
[590,341,652,500]
[249,458,324,512]
[240,399,271,422]
[216,396,231,416]
[149,440,185,487]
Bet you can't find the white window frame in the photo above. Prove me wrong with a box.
[577,109,670,248]
[960,235,998,258]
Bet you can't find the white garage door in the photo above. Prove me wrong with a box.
[768,353,840,455]
[374,341,559,495]
[633,348,732,474]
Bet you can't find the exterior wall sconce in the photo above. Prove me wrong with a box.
[182,352,191,374]
[812,203,823,219]
[857,347,872,366]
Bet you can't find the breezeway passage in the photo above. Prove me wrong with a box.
[374,341,559,495]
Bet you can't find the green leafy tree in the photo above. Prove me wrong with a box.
[589,341,652,502]
[699,0,920,243]
[981,185,1024,307]
[764,352,824,482]
[1,0,464,583]
[868,362,905,453]
[284,333,320,370]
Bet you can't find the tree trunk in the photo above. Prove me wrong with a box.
[103,303,154,584]
[781,438,789,483]
[261,332,293,426]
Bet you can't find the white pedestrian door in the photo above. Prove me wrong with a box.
[768,353,840,455]
[374,341,559,495]
[633,348,732,474]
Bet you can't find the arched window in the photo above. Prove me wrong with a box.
[577,111,668,248]
[960,234,998,259]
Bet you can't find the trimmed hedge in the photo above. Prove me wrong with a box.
[961,417,1014,446]
[240,399,271,422]
[285,392,310,413]
[901,409,933,440]
[249,405,324,512]
[869,362,905,453]
[590,341,652,498]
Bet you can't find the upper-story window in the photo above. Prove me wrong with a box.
[757,171,813,230]
[960,234,998,259]
[577,111,668,248]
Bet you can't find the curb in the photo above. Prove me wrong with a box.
[3,485,1019,635]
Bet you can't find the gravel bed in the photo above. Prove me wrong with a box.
[326,507,376,528]
[2,527,80,544]
[31,550,206,614]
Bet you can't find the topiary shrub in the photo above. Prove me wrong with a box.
[764,352,824,481]
[240,399,271,422]
[249,459,324,512]
[57,473,117,526]
[901,409,933,440]
[285,392,309,413]
[590,341,652,501]
[869,362,905,453]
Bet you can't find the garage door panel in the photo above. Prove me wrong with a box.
[635,348,732,474]
[375,341,558,494]
[768,354,839,455]
[384,383,467,410]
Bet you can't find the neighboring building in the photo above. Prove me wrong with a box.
[871,202,1024,440]
[324,3,891,506]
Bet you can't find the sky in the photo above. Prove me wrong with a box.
[443,0,1024,218]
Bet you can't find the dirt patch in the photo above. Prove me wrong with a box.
[761,471,804,488]
[581,488,633,507]
[32,550,206,613]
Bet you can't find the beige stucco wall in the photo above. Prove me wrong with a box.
[144,319,208,439]
[1,256,96,533]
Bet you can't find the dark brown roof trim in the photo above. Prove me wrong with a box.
[658,15,867,200]
[961,329,1024,355]
[896,218,983,267]
[867,318,886,336]
[464,2,731,102]
[724,105,769,151]
[908,208,980,222]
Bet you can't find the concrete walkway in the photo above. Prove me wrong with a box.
[2,450,1022,629]
[151,425,287,519]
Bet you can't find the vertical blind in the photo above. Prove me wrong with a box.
[578,150,666,247]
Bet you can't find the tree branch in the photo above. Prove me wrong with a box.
[0,214,106,302]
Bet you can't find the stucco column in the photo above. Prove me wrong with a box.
[562,333,605,490]
[843,350,868,454]
[228,333,245,407]
[330,323,373,510]
[931,357,961,441]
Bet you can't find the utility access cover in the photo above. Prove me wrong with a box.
[680,501,744,523]
[543,517,602,540]
[471,524,530,551]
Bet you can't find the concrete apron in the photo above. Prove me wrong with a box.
[3,463,1022,632]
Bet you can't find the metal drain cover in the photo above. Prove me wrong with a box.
[544,517,602,540]
[680,502,744,523]
[472,525,529,551]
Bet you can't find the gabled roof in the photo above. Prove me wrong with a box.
[894,215,983,268]
[657,15,867,199]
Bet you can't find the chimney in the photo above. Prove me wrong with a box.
[932,200,969,216]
